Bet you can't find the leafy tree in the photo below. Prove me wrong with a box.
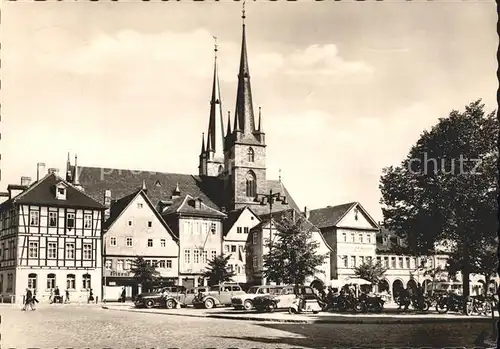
[202,254,235,286]
[354,259,388,285]
[130,256,160,292]
[263,213,328,285]
[380,99,498,312]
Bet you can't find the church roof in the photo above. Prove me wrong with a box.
[307,202,357,229]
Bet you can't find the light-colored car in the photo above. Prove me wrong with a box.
[174,287,209,307]
[193,283,246,309]
[231,285,283,310]
[253,285,313,311]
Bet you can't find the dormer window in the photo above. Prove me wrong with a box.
[55,182,68,200]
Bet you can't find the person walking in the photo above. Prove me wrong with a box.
[120,287,126,303]
[31,289,39,309]
[65,289,70,303]
[22,288,33,311]
[88,289,94,303]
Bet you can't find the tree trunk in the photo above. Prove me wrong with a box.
[462,245,470,314]
[484,275,491,296]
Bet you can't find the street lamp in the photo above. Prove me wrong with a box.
[254,189,287,285]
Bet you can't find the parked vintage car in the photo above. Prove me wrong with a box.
[134,286,186,309]
[174,287,209,307]
[253,285,318,312]
[231,285,282,310]
[193,283,246,309]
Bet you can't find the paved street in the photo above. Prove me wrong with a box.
[1,304,496,348]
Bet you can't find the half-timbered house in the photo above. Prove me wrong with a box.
[0,172,105,303]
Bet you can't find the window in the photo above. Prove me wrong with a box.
[247,148,255,162]
[360,256,365,265]
[66,213,75,229]
[159,260,165,268]
[29,211,39,226]
[367,234,372,244]
[126,237,133,247]
[160,239,166,247]
[83,244,92,260]
[245,171,256,197]
[65,243,75,259]
[225,245,230,253]
[7,274,13,292]
[202,251,208,264]
[253,232,258,245]
[137,203,143,209]
[405,257,410,269]
[231,245,237,253]
[210,250,216,261]
[237,227,242,234]
[342,256,348,268]
[148,221,152,228]
[66,274,75,290]
[398,257,404,269]
[82,274,91,289]
[128,220,132,226]
[342,232,347,242]
[184,249,191,264]
[244,227,249,234]
[84,214,92,229]
[105,260,112,270]
[350,233,355,242]
[391,257,396,269]
[0,243,4,260]
[116,260,123,270]
[210,223,216,234]
[47,274,56,289]
[253,256,258,268]
[28,273,37,289]
[376,256,381,264]
[110,237,117,246]
[366,256,372,264]
[147,239,153,247]
[350,256,356,268]
[384,257,389,268]
[358,233,363,243]
[49,212,57,227]
[194,250,200,263]
[166,259,172,269]
[29,241,39,258]
[0,274,3,293]
[124,260,132,270]
[47,242,57,259]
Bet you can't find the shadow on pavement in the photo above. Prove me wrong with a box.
[214,321,494,348]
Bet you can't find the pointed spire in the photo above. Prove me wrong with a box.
[200,133,206,154]
[226,111,232,136]
[174,182,181,194]
[141,179,147,191]
[206,36,225,157]
[66,152,72,182]
[234,1,256,135]
[74,154,80,185]
[257,106,263,132]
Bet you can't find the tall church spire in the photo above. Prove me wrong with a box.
[234,1,256,135]
[206,36,225,157]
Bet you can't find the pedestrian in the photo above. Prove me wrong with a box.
[120,287,126,303]
[22,288,33,311]
[54,286,61,303]
[49,288,54,304]
[88,289,94,303]
[31,289,39,309]
[65,289,70,303]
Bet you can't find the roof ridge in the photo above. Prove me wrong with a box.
[76,165,199,178]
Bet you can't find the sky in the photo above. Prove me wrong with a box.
[1,1,497,221]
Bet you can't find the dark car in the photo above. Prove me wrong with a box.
[134,286,185,309]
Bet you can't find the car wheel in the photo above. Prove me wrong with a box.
[145,300,155,309]
[166,299,175,309]
[266,302,276,313]
[204,298,215,309]
[436,302,448,314]
[243,300,253,310]
[354,303,364,313]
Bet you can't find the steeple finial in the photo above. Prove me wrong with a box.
[141,179,147,191]
[279,168,282,183]
[242,0,246,22]
[74,154,80,185]
[206,37,225,156]
[258,106,263,132]
[234,1,256,135]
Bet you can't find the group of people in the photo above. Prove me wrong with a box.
[22,286,96,310]
[396,283,425,311]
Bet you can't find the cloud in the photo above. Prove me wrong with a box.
[285,44,373,77]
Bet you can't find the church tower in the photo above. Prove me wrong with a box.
[199,38,226,177]
[224,6,267,210]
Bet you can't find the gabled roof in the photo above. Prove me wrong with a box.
[223,206,260,236]
[307,202,356,229]
[162,194,226,219]
[0,173,105,211]
[104,188,178,242]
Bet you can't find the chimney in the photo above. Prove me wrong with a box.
[304,206,310,219]
[0,192,9,205]
[103,190,112,220]
[7,184,27,199]
[37,162,46,181]
[21,176,32,187]
[48,168,59,175]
